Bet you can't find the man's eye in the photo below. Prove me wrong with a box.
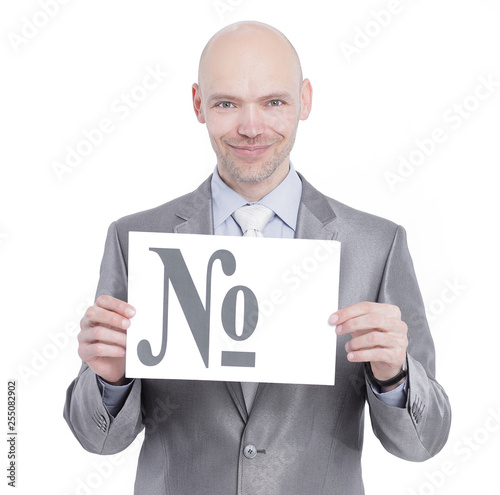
[218,102,234,108]
[269,100,283,107]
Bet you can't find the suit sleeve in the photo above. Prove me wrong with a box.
[365,225,452,461]
[63,222,144,454]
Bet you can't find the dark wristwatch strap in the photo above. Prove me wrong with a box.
[365,358,408,388]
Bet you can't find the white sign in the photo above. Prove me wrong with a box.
[126,232,341,385]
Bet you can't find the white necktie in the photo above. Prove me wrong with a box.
[232,204,275,412]
[232,204,275,238]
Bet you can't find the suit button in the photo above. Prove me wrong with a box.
[243,445,257,459]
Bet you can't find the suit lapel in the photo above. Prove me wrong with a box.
[226,382,248,422]
[173,176,214,235]
[295,173,339,241]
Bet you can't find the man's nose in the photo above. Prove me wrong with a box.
[237,105,265,139]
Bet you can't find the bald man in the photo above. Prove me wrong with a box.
[64,22,451,495]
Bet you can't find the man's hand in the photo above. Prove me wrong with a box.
[329,302,408,391]
[78,295,136,386]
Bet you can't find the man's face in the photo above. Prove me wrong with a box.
[193,28,311,187]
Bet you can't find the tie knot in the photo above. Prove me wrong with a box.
[232,204,275,237]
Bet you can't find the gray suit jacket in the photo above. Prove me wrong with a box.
[64,173,451,495]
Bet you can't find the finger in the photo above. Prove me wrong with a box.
[346,331,385,353]
[83,305,132,331]
[78,342,126,362]
[336,312,403,336]
[329,301,400,326]
[346,349,407,381]
[78,325,127,348]
[95,294,136,318]
[345,328,404,353]
[345,346,397,364]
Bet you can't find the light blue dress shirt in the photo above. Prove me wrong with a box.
[211,164,301,239]
[100,165,407,416]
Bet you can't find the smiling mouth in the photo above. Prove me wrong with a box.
[228,144,272,156]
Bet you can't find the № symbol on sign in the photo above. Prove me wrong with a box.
[137,248,259,368]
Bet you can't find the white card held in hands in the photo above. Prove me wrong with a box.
[126,232,340,386]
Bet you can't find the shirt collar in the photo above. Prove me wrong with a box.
[211,163,303,231]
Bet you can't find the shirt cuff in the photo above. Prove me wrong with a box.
[97,376,135,417]
[369,378,408,408]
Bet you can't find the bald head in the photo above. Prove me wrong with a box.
[192,21,312,201]
[198,21,303,92]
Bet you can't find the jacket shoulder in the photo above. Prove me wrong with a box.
[113,176,212,234]
[300,173,400,241]
[328,195,399,237]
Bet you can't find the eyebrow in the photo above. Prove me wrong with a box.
[207,92,295,104]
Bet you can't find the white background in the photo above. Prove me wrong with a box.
[1,1,499,494]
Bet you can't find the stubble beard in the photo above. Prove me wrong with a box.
[214,134,296,183]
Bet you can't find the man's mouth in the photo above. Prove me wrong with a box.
[228,144,273,157]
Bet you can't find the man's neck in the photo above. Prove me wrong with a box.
[217,161,290,202]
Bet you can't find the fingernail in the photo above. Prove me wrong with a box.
[122,318,130,329]
[329,314,339,325]
[125,307,136,318]
[336,324,343,334]
[347,353,355,361]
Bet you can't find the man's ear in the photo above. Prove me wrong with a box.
[192,83,206,123]
[299,78,313,121]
